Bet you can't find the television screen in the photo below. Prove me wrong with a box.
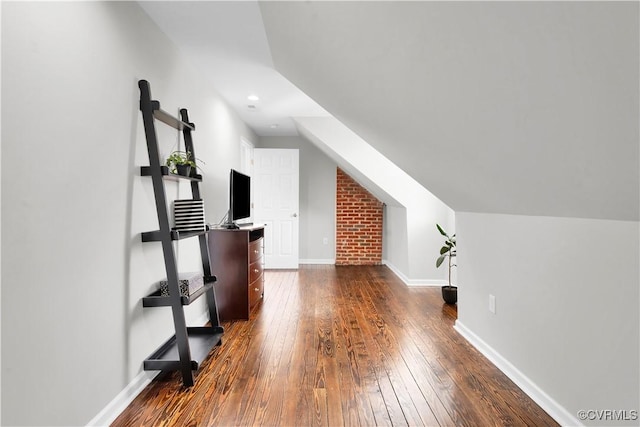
[230,169,251,221]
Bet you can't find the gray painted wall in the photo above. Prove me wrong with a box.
[456,212,639,425]
[1,2,256,425]
[382,205,409,274]
[257,136,336,263]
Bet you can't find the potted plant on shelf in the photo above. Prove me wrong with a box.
[436,223,457,304]
[165,151,197,177]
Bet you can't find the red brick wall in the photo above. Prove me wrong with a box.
[336,168,383,265]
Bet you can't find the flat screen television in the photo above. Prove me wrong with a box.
[226,169,251,228]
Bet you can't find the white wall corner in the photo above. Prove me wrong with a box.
[453,321,581,427]
[86,309,210,426]
[85,370,159,427]
[382,260,447,287]
[194,309,211,328]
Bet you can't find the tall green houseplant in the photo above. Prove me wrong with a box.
[436,224,457,303]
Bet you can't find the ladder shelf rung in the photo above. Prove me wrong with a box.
[141,228,209,242]
[143,326,224,372]
[140,166,202,182]
[150,102,195,131]
[142,276,217,307]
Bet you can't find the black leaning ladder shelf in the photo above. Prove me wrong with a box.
[138,79,223,387]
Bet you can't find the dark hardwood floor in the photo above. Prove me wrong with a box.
[112,265,558,427]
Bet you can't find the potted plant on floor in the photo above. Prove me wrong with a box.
[436,224,457,304]
[166,151,198,177]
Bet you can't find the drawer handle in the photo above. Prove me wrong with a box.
[253,269,259,273]
[254,288,260,292]
[254,249,259,254]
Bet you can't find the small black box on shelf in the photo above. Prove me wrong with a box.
[159,272,204,297]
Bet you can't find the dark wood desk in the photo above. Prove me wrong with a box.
[208,226,264,321]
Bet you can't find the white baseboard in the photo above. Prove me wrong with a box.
[86,370,159,427]
[87,311,210,426]
[453,321,581,427]
[299,258,335,265]
[382,260,447,287]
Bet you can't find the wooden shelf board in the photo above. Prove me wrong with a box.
[141,228,208,242]
[142,277,217,307]
[140,166,202,182]
[143,326,223,372]
[152,107,195,131]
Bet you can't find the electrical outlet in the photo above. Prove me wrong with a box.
[489,294,496,314]
[323,237,329,245]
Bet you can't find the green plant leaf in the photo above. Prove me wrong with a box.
[436,223,449,237]
[436,255,446,268]
[440,246,450,255]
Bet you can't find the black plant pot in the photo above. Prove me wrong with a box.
[441,286,458,304]
[176,164,192,177]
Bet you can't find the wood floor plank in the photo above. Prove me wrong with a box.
[237,270,299,427]
[352,277,443,427]
[312,268,346,427]
[333,282,380,426]
[369,266,552,427]
[208,270,293,426]
[271,270,314,427]
[334,276,397,426]
[367,268,514,426]
[348,278,410,426]
[112,265,559,427]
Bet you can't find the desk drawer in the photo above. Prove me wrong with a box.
[249,276,263,309]
[249,238,263,263]
[249,260,263,284]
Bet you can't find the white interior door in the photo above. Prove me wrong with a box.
[253,149,299,269]
[239,138,253,175]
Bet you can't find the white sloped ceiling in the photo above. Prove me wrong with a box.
[260,1,639,221]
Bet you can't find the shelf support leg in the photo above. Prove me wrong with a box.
[139,80,195,387]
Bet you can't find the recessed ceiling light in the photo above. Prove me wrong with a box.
[270,124,279,129]
[247,95,259,102]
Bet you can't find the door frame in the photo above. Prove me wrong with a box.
[253,148,300,269]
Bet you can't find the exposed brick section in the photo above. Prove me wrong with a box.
[336,168,383,265]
